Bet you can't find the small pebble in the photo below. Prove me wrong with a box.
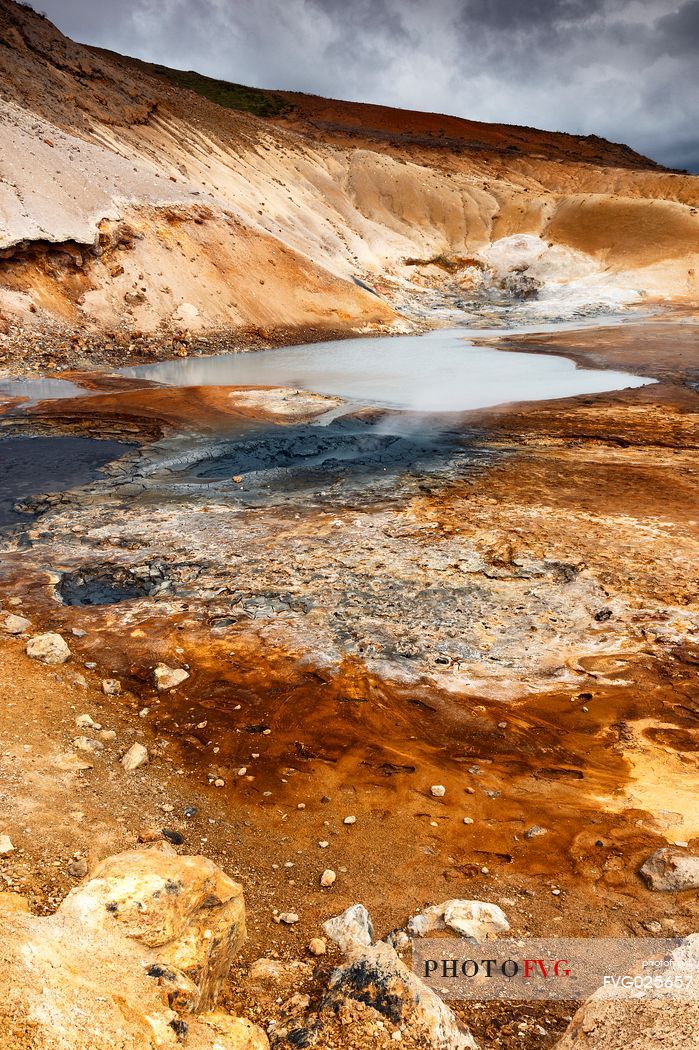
[343,815,356,825]
[430,785,446,797]
[67,857,88,879]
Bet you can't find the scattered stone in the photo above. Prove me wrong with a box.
[408,899,509,940]
[343,815,356,825]
[71,627,87,638]
[278,912,299,925]
[308,937,327,956]
[430,785,446,797]
[102,678,122,695]
[67,857,88,878]
[463,817,474,825]
[101,729,117,742]
[323,904,374,953]
[26,632,71,665]
[639,848,699,891]
[0,834,15,857]
[76,713,101,730]
[121,742,148,771]
[162,829,184,846]
[153,663,190,691]
[3,613,31,634]
[320,869,337,888]
[386,929,411,950]
[73,736,104,755]
[642,920,663,934]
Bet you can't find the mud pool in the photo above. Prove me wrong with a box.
[0,436,135,528]
[122,325,654,413]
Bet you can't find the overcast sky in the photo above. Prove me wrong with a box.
[38,0,699,171]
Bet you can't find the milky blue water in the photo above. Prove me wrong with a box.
[122,325,654,413]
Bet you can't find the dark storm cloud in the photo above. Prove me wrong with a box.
[653,0,699,55]
[36,0,699,171]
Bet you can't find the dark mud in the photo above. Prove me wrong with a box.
[57,565,161,606]
[0,435,136,528]
[156,415,496,504]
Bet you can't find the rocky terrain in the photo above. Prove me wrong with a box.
[1,1,699,1048]
[1,0,698,371]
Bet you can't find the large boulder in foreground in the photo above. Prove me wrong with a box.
[326,941,478,1049]
[0,846,265,1050]
[555,934,699,1049]
[322,905,478,1049]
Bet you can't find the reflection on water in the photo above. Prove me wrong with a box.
[122,326,654,413]
[0,377,88,404]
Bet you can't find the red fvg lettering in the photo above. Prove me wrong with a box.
[524,959,571,979]
[524,959,548,978]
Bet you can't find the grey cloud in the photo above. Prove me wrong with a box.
[653,0,699,55]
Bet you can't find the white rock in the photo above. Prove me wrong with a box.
[323,903,374,952]
[408,899,509,941]
[101,679,121,695]
[26,632,71,665]
[343,815,356,825]
[430,785,446,797]
[0,834,15,857]
[3,614,31,634]
[121,742,148,771]
[278,912,299,924]
[443,900,509,939]
[320,869,336,888]
[153,663,189,691]
[76,713,101,730]
[172,301,199,324]
[639,848,699,891]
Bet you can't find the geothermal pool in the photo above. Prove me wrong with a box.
[123,325,654,413]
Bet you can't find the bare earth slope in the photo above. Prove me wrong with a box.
[0,0,697,363]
